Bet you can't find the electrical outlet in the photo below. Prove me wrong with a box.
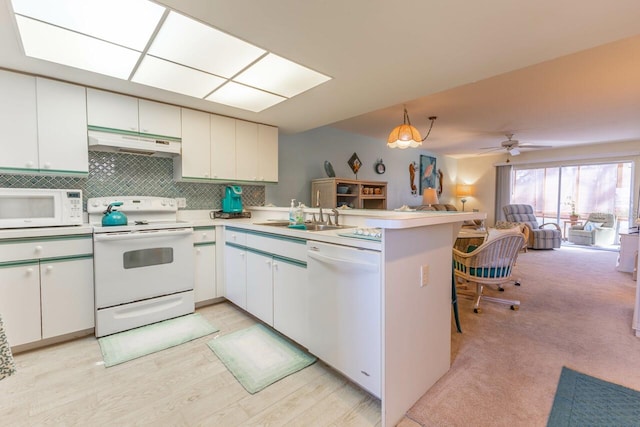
[176,198,187,208]
[420,264,429,287]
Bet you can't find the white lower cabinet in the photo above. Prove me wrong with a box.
[0,261,41,346]
[193,226,216,303]
[40,257,94,339]
[225,244,247,309]
[0,234,94,347]
[272,257,308,348]
[224,228,308,345]
[246,250,274,325]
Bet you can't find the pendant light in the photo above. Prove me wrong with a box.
[387,107,437,149]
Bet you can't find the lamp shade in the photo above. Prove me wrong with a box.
[422,187,439,206]
[456,184,474,198]
[387,124,423,149]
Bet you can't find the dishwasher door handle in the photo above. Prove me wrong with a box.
[307,250,378,269]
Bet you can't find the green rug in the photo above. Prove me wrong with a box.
[547,366,640,426]
[207,324,316,394]
[98,313,219,367]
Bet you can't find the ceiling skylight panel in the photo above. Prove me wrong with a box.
[234,53,331,98]
[15,16,140,79]
[147,11,266,78]
[132,56,226,98]
[206,82,286,113]
[11,0,165,51]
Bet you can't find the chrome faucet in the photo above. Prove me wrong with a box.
[331,208,340,226]
[316,190,324,223]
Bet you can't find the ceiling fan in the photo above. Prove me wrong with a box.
[481,133,551,156]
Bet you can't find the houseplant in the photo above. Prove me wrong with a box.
[566,198,579,222]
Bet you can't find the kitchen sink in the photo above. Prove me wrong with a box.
[253,221,354,232]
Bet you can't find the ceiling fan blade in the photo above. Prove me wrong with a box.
[518,144,552,149]
[509,148,521,156]
[479,147,504,153]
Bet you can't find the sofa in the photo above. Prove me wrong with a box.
[414,203,484,229]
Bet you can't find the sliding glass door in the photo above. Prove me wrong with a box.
[511,161,633,240]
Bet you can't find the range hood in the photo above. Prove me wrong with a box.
[88,130,181,157]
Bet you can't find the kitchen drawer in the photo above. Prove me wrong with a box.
[246,232,307,263]
[193,226,216,244]
[225,228,247,246]
[0,234,93,263]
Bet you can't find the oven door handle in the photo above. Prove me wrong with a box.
[94,228,193,242]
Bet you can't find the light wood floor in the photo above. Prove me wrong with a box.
[0,302,381,426]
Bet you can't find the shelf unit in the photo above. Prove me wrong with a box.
[311,178,387,210]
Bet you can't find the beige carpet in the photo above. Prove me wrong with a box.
[405,245,640,427]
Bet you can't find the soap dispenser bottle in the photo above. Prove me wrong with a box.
[289,199,296,225]
[295,202,305,225]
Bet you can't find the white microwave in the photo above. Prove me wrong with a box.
[0,188,83,229]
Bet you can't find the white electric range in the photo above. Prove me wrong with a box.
[88,196,195,337]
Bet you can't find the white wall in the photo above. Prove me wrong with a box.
[266,126,455,209]
[457,140,640,227]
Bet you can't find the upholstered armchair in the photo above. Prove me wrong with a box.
[567,212,617,246]
[502,204,561,249]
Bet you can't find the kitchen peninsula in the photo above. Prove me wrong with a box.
[182,206,485,426]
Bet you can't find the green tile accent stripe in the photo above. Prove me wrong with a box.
[39,254,93,264]
[194,241,216,247]
[193,226,216,231]
[0,259,39,269]
[273,254,306,268]
[88,125,182,142]
[0,254,92,268]
[227,227,306,245]
[0,234,92,244]
[0,151,266,211]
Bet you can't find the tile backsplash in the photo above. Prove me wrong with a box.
[0,152,265,210]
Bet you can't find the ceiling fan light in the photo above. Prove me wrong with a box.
[387,124,423,149]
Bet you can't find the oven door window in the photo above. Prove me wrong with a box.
[123,247,174,269]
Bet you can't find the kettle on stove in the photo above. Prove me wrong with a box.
[221,185,243,213]
[102,202,128,226]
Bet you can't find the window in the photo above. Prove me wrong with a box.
[512,162,633,234]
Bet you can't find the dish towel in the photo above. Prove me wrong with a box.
[0,314,16,381]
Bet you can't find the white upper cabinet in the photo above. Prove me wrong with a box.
[178,108,211,179]
[210,114,236,180]
[258,124,278,182]
[0,71,87,175]
[87,88,181,139]
[36,78,88,174]
[177,114,278,183]
[87,88,139,132]
[235,120,258,181]
[0,69,38,172]
[138,99,181,138]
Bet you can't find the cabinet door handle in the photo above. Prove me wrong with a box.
[45,265,54,272]
[26,267,34,274]
[34,245,43,253]
[196,248,201,254]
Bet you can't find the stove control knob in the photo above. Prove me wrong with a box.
[91,200,99,208]
[161,200,167,206]
[169,200,175,207]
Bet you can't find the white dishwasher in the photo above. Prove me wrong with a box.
[307,241,381,397]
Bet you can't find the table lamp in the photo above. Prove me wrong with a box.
[423,187,439,207]
[456,184,474,211]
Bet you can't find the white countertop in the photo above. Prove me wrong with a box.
[0,207,484,249]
